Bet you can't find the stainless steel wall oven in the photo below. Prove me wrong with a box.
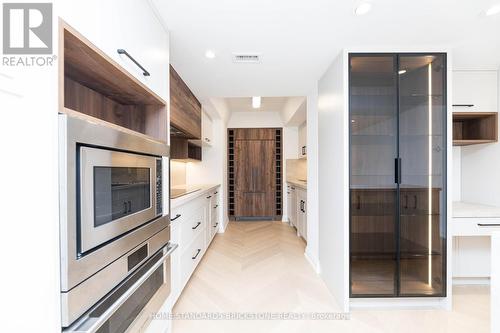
[59,113,172,329]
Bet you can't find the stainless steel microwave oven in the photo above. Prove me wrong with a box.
[59,113,171,327]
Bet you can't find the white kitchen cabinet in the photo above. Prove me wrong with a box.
[453,71,498,113]
[58,0,169,101]
[296,188,307,241]
[202,111,214,146]
[287,184,297,227]
[170,185,220,305]
[298,122,307,158]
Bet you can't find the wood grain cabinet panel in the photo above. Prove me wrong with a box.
[231,128,281,218]
[170,65,201,139]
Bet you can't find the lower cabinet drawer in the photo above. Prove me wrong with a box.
[179,205,205,249]
[180,231,205,288]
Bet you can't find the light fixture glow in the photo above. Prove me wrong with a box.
[428,62,433,287]
[398,69,407,75]
[252,96,261,109]
[205,50,215,59]
[486,4,500,16]
[354,2,372,15]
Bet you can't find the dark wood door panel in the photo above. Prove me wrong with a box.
[170,65,201,139]
[232,128,279,218]
[234,128,276,140]
[234,192,274,217]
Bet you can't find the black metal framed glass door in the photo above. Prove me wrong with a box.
[349,53,447,298]
[398,54,446,296]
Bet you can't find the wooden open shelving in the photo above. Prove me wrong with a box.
[453,112,498,146]
[59,21,168,143]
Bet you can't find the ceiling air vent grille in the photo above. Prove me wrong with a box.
[232,53,261,64]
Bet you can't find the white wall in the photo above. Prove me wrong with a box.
[459,69,500,206]
[452,146,461,201]
[0,5,60,331]
[305,86,320,273]
[317,51,350,312]
[227,111,284,128]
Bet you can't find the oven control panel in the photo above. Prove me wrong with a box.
[156,158,162,216]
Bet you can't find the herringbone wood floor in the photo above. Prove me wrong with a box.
[172,221,489,333]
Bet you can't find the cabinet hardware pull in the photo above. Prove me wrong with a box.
[452,104,474,107]
[357,195,361,210]
[123,202,128,214]
[170,214,181,221]
[206,195,212,199]
[413,195,418,209]
[214,223,218,228]
[404,195,408,209]
[214,205,218,209]
[214,191,218,194]
[478,223,500,227]
[192,222,201,230]
[394,158,402,184]
[117,49,150,76]
[192,249,201,260]
[127,201,132,213]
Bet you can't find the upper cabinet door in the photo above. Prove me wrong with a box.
[170,66,202,139]
[453,71,498,113]
[58,0,169,101]
[202,111,213,146]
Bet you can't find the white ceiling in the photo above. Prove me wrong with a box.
[153,0,500,101]
[225,97,288,112]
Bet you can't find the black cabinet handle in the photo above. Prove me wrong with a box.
[192,249,201,260]
[117,49,150,76]
[453,104,474,107]
[192,222,201,230]
[214,191,218,194]
[127,201,132,213]
[302,146,306,155]
[394,158,402,184]
[413,195,418,209]
[214,222,218,228]
[170,214,181,221]
[123,202,128,214]
[206,195,212,199]
[357,195,361,210]
[214,204,219,209]
[404,195,408,209]
[478,223,500,227]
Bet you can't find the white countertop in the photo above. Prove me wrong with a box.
[287,179,307,190]
[170,184,220,209]
[453,201,500,218]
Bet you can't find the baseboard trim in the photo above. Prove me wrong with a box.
[350,297,449,310]
[304,250,321,274]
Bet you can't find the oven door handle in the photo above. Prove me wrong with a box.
[65,243,178,333]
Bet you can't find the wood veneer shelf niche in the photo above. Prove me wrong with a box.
[59,22,167,143]
[453,112,498,146]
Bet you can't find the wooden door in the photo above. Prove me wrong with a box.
[234,130,276,218]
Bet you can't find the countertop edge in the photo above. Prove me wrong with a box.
[170,184,221,209]
[287,180,307,190]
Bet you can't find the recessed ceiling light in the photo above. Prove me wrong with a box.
[252,96,261,109]
[354,2,372,16]
[398,69,407,75]
[485,4,500,16]
[205,50,215,59]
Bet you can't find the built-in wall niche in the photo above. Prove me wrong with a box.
[453,112,498,146]
[60,22,167,143]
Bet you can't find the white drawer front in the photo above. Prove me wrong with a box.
[180,232,205,289]
[180,206,205,250]
[452,218,500,236]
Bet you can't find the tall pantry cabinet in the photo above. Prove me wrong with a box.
[349,54,447,297]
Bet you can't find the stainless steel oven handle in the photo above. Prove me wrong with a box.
[68,243,178,333]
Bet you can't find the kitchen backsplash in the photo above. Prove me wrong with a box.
[171,161,187,187]
[286,158,307,181]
